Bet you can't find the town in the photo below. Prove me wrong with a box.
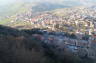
[4,6,96,59]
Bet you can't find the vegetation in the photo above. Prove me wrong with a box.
[0,25,95,63]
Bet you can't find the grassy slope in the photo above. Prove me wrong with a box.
[0,2,30,25]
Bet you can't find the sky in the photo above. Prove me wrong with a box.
[0,0,96,6]
[0,0,15,6]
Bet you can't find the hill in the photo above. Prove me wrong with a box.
[0,25,95,63]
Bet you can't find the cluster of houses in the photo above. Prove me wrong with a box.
[22,8,96,59]
[9,7,96,36]
[31,29,96,59]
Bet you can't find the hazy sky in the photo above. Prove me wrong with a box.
[0,0,16,5]
[0,0,96,6]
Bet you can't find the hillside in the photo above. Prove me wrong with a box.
[3,6,96,34]
[0,25,95,63]
[0,2,34,24]
[0,2,88,26]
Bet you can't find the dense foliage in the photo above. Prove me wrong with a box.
[0,25,95,63]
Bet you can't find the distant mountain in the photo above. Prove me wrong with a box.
[32,2,71,12]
